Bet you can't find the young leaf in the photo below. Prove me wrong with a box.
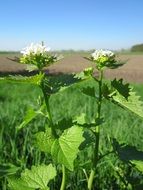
[35,128,55,153]
[74,71,87,80]
[74,67,94,80]
[102,83,111,98]
[8,164,56,190]
[105,60,125,69]
[113,139,143,161]
[112,90,143,118]
[109,79,143,118]
[17,108,38,130]
[51,125,84,171]
[17,105,45,130]
[81,86,96,97]
[111,79,130,99]
[25,64,38,72]
[0,73,44,86]
[113,139,143,173]
[79,129,95,150]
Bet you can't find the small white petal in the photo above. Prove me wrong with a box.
[91,49,114,60]
[20,42,51,55]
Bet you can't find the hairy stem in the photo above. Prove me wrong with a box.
[88,70,103,190]
[60,165,66,190]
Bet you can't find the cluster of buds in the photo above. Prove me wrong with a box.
[91,49,116,70]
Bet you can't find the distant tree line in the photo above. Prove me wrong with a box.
[131,43,143,52]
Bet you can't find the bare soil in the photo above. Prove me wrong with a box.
[0,54,143,83]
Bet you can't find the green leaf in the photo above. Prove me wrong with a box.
[105,60,125,69]
[112,90,143,118]
[0,164,20,178]
[51,125,84,171]
[21,164,56,189]
[17,108,37,130]
[110,79,143,118]
[0,73,44,86]
[35,128,55,153]
[8,177,35,190]
[113,139,143,172]
[79,128,95,150]
[74,71,87,80]
[113,139,143,161]
[102,83,111,98]
[111,79,130,99]
[73,113,87,125]
[8,164,56,190]
[74,67,94,80]
[46,74,78,94]
[26,64,38,72]
[131,160,143,173]
[55,118,73,130]
[81,86,96,97]
[83,67,94,76]
[73,113,104,128]
[17,105,45,130]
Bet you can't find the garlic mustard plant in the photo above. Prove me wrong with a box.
[86,49,122,190]
[20,42,57,70]
[2,44,143,190]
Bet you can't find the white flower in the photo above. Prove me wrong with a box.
[21,43,51,55]
[91,49,114,61]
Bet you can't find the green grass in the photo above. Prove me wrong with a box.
[0,78,143,189]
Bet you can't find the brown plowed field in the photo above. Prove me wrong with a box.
[0,54,143,83]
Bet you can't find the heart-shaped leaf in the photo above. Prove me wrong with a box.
[8,164,56,190]
[51,125,84,171]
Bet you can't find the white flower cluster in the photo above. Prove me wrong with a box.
[91,49,114,61]
[21,43,51,55]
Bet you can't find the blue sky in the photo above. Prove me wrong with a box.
[0,0,143,50]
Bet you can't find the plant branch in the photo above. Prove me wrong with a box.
[40,73,57,138]
[98,150,115,161]
[60,165,66,190]
[88,69,103,190]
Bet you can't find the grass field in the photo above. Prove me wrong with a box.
[0,76,143,189]
[0,51,143,189]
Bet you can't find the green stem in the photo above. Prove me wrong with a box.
[40,73,57,138]
[60,165,66,190]
[88,169,95,190]
[88,70,103,190]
